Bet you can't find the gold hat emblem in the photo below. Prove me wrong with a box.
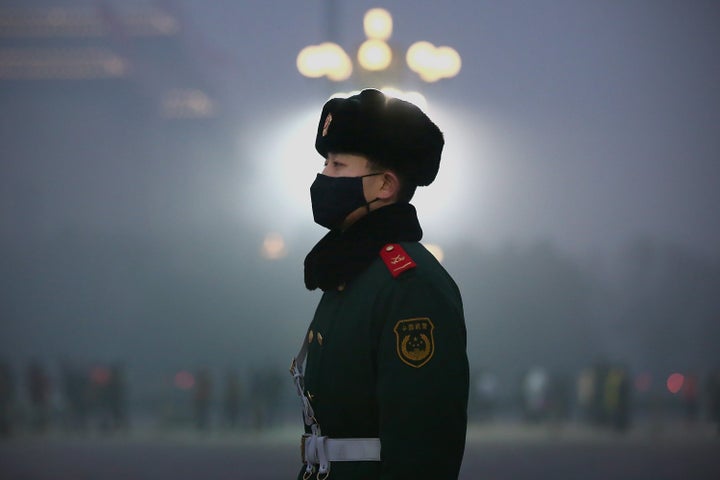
[322,113,333,137]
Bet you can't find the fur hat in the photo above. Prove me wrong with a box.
[314,89,444,186]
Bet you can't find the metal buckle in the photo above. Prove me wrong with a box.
[300,434,309,462]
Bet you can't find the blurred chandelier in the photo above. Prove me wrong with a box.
[297,8,461,84]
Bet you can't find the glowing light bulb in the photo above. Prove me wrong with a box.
[357,39,392,71]
[363,8,393,40]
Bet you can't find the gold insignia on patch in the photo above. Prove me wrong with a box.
[322,113,333,137]
[390,254,405,265]
[393,317,435,368]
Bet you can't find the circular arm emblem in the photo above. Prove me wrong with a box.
[393,318,435,368]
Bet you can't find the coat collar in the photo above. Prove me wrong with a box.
[304,203,423,291]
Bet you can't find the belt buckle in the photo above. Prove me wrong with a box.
[300,434,310,462]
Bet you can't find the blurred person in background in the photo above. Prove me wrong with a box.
[27,360,51,433]
[604,365,631,432]
[223,368,243,429]
[576,366,596,423]
[250,367,283,431]
[60,360,90,432]
[707,368,720,435]
[470,368,498,422]
[522,366,550,423]
[193,368,212,431]
[0,360,15,436]
[681,372,700,425]
[107,364,128,431]
[547,373,572,427]
[290,89,469,479]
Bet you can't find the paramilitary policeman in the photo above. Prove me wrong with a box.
[291,89,469,480]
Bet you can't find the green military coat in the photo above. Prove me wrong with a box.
[298,234,469,479]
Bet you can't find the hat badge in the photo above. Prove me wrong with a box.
[322,113,333,137]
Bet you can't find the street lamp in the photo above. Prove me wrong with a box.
[357,8,393,71]
[296,8,461,86]
[363,7,393,40]
[406,41,462,83]
[357,39,392,71]
[296,42,352,81]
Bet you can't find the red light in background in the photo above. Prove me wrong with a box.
[174,370,195,390]
[90,366,111,385]
[666,372,684,394]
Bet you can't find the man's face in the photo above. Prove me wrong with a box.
[321,152,372,178]
[320,152,386,229]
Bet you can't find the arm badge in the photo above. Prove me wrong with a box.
[393,318,435,368]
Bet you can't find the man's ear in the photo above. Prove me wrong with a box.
[377,171,400,201]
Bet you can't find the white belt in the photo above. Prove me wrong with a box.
[302,434,381,464]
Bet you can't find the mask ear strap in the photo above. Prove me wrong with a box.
[365,197,381,213]
[362,171,385,213]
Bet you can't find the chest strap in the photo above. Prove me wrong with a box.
[291,329,381,479]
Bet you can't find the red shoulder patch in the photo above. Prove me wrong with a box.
[379,243,417,278]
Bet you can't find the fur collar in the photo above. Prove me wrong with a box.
[304,203,423,291]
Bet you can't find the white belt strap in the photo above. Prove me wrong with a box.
[302,435,381,463]
[290,335,316,428]
[291,329,326,479]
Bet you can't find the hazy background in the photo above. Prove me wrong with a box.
[1,0,719,414]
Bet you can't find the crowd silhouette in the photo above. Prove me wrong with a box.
[2,358,719,438]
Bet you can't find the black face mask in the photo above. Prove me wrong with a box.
[310,172,382,229]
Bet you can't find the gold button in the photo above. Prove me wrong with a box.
[385,245,394,251]
[308,330,314,344]
[338,283,346,292]
[317,332,324,345]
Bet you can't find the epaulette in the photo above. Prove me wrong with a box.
[379,243,417,278]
